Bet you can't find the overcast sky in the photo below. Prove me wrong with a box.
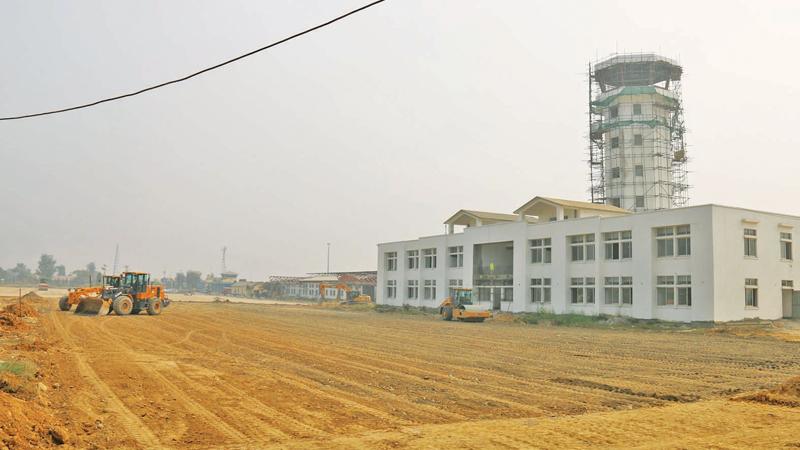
[1,0,799,279]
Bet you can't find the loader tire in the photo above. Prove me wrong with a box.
[58,296,71,311]
[442,306,453,321]
[146,300,162,316]
[112,296,133,316]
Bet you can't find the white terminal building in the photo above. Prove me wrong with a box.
[376,54,800,322]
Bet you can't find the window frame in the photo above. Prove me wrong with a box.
[569,234,596,262]
[448,246,464,268]
[423,279,437,300]
[780,232,793,261]
[530,278,552,303]
[656,225,691,258]
[604,230,632,261]
[570,277,595,305]
[386,280,397,299]
[745,278,758,308]
[385,252,397,271]
[530,238,552,264]
[407,250,419,270]
[656,275,691,308]
[744,228,758,258]
[407,280,418,300]
[422,248,437,269]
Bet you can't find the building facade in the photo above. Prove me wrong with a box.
[376,197,800,322]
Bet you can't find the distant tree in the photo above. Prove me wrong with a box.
[186,271,203,291]
[9,263,35,284]
[70,269,92,286]
[0,266,6,283]
[55,265,66,277]
[86,262,97,278]
[175,272,186,290]
[36,254,57,281]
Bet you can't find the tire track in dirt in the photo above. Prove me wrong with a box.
[50,312,164,449]
[182,312,647,415]
[92,319,252,445]
[152,318,414,433]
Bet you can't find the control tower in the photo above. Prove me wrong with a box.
[588,53,688,211]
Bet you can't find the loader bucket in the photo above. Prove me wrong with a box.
[74,296,106,315]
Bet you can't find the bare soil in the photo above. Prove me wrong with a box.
[2,296,800,449]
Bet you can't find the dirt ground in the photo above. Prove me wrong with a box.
[2,295,800,449]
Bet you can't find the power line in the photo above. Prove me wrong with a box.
[0,0,386,121]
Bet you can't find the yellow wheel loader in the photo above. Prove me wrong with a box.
[439,288,492,323]
[67,272,170,316]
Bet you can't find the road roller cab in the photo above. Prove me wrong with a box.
[439,288,491,322]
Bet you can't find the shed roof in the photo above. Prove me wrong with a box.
[444,209,521,226]
[514,196,629,215]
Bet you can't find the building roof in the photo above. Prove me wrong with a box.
[444,209,521,225]
[513,196,630,215]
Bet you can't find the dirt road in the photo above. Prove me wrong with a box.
[18,301,800,448]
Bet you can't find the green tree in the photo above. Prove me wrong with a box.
[175,272,186,290]
[9,263,34,284]
[55,265,66,277]
[0,266,7,283]
[86,262,97,278]
[37,254,57,281]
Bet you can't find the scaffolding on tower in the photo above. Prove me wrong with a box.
[588,53,689,211]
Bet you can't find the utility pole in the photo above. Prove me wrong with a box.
[112,244,119,275]
[326,243,331,274]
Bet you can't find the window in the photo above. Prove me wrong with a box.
[610,106,619,119]
[782,280,794,289]
[604,276,633,305]
[676,275,692,306]
[611,137,620,148]
[423,279,437,300]
[531,278,551,303]
[448,246,464,268]
[448,279,463,296]
[745,278,758,307]
[423,248,437,268]
[569,234,596,262]
[530,238,552,264]
[611,166,621,178]
[657,275,691,307]
[407,280,418,299]
[571,277,595,304]
[635,196,645,208]
[781,232,793,261]
[633,103,642,115]
[744,229,757,257]
[604,230,632,260]
[407,250,419,269]
[609,197,621,207]
[386,280,397,299]
[385,252,397,271]
[634,134,643,146]
[656,225,691,257]
[634,165,644,177]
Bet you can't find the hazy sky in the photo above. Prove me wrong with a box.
[2,0,799,279]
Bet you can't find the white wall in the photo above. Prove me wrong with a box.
[711,206,799,321]
[377,204,799,322]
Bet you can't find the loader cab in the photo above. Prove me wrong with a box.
[102,275,121,288]
[122,272,150,294]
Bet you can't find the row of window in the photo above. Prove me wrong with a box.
[608,103,645,119]
[387,246,463,271]
[609,134,645,149]
[744,229,793,261]
[388,276,785,309]
[387,279,466,300]
[387,227,793,271]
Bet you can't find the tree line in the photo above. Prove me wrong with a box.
[0,254,209,290]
